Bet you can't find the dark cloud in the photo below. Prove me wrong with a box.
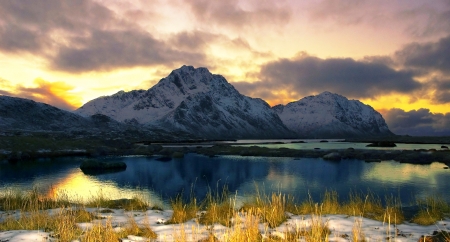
[399,4,450,37]
[0,90,13,96]
[184,0,291,29]
[384,108,450,136]
[248,55,421,101]
[395,35,450,75]
[52,30,205,72]
[169,31,219,51]
[0,0,206,72]
[429,77,450,104]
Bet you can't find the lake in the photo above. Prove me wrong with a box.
[1,153,449,208]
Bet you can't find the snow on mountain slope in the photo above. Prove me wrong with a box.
[75,65,291,139]
[273,92,393,138]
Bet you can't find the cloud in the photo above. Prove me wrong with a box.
[0,0,206,73]
[169,31,219,51]
[1,78,82,110]
[308,0,450,37]
[238,54,421,103]
[52,29,206,72]
[184,0,291,29]
[383,108,450,136]
[395,35,450,75]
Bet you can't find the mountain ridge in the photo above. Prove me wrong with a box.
[2,66,394,139]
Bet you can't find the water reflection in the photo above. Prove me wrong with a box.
[1,154,449,207]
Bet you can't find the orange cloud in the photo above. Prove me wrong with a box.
[7,78,83,110]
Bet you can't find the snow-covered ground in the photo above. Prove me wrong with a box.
[1,208,448,241]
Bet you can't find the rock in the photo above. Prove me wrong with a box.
[156,156,172,162]
[366,142,396,147]
[323,152,341,161]
[418,230,450,242]
[442,145,449,149]
[172,151,184,158]
[80,159,127,174]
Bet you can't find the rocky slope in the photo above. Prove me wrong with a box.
[76,65,291,139]
[272,92,393,138]
[0,95,92,131]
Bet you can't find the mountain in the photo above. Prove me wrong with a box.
[0,95,148,134]
[272,92,393,138]
[75,65,291,139]
[0,95,93,131]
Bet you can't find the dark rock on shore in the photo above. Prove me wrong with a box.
[80,159,127,174]
[156,156,172,162]
[366,142,396,147]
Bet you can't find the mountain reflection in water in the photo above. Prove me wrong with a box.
[1,154,449,206]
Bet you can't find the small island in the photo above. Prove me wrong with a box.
[79,159,127,174]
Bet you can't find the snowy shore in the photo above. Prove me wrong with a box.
[1,208,449,242]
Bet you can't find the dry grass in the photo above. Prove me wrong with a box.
[412,196,450,225]
[166,195,199,224]
[0,207,93,241]
[2,186,450,241]
[199,189,234,226]
[223,208,262,242]
[241,191,288,228]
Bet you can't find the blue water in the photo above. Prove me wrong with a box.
[1,154,449,207]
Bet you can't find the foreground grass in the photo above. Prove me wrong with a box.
[1,187,449,241]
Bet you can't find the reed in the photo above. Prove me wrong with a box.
[412,195,450,225]
[199,187,234,226]
[166,195,199,224]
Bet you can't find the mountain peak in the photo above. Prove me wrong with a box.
[274,92,393,138]
[75,66,290,139]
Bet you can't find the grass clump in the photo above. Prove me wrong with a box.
[166,195,199,224]
[85,190,149,211]
[0,187,71,211]
[241,191,288,228]
[412,196,450,225]
[223,208,262,242]
[0,207,94,241]
[199,188,234,226]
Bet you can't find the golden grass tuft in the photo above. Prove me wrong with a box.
[412,196,450,225]
[241,191,288,228]
[223,208,262,242]
[166,195,199,224]
[199,189,234,226]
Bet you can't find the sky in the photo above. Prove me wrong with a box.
[0,0,449,136]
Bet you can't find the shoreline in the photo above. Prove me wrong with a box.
[2,144,450,167]
[1,189,450,241]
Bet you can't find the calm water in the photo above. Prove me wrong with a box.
[1,154,449,207]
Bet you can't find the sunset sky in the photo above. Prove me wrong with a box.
[0,0,449,135]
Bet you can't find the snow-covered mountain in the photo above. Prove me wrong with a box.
[75,65,291,139]
[272,92,393,138]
